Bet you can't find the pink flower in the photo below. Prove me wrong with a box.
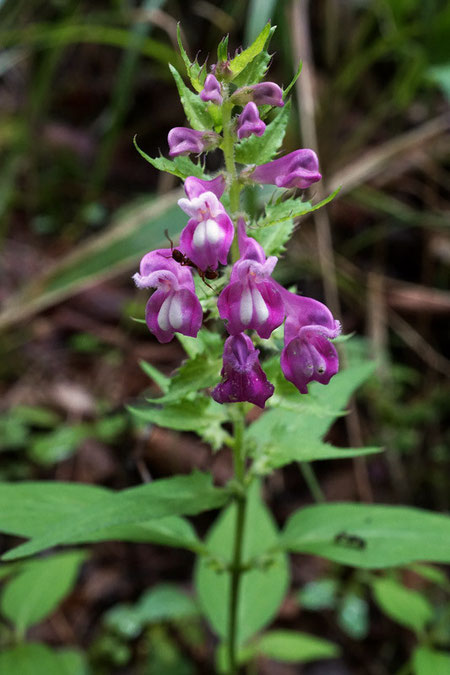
[184,175,226,200]
[212,334,274,408]
[200,74,223,105]
[133,250,202,343]
[232,82,284,107]
[168,127,220,157]
[243,149,321,189]
[279,290,341,393]
[178,187,234,272]
[237,102,266,140]
[217,220,285,338]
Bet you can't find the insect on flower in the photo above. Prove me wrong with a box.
[164,229,218,290]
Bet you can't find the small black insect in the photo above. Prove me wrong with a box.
[164,229,218,290]
[334,531,366,550]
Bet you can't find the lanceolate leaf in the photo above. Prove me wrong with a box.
[371,578,433,633]
[228,23,272,77]
[281,503,450,568]
[249,630,339,662]
[235,101,291,165]
[0,481,201,552]
[169,64,213,131]
[247,362,380,468]
[252,218,295,257]
[257,187,341,229]
[0,551,86,634]
[413,647,450,675]
[0,643,88,675]
[234,25,276,87]
[134,136,206,179]
[195,481,289,646]
[176,23,206,92]
[2,473,228,560]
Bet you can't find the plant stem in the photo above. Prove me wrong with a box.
[228,410,247,674]
[221,99,242,263]
[300,462,326,502]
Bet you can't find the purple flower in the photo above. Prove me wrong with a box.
[217,219,285,339]
[279,290,341,393]
[200,74,223,105]
[212,334,274,408]
[168,127,220,157]
[133,250,202,343]
[237,102,266,140]
[178,190,234,271]
[232,82,284,107]
[184,174,226,200]
[243,149,322,189]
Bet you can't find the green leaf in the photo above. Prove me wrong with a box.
[252,218,294,257]
[250,630,339,662]
[28,424,91,465]
[177,328,224,359]
[176,24,205,93]
[283,61,303,99]
[148,354,221,405]
[235,101,291,165]
[217,35,229,63]
[247,362,380,469]
[94,516,201,550]
[169,64,213,131]
[3,473,227,560]
[228,23,272,77]
[245,0,277,45]
[0,480,202,552]
[105,584,199,639]
[281,502,450,568]
[140,360,171,394]
[130,396,226,433]
[136,584,199,623]
[134,137,206,179]
[0,643,90,675]
[413,647,450,675]
[233,50,272,88]
[371,578,433,633]
[195,481,289,646]
[0,481,110,538]
[257,188,341,228]
[1,551,86,633]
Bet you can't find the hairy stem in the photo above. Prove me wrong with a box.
[228,410,247,674]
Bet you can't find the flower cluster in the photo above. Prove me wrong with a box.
[134,59,340,408]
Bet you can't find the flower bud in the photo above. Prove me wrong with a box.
[168,127,220,157]
[200,74,223,105]
[242,149,321,190]
[237,102,266,140]
[231,82,284,107]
